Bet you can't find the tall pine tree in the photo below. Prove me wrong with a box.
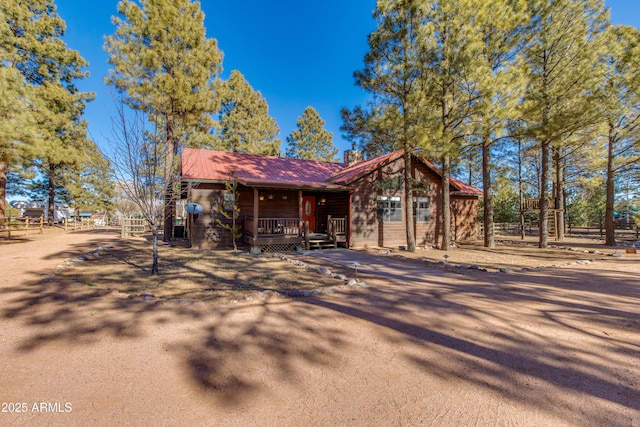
[417,0,482,250]
[2,0,94,225]
[105,0,223,240]
[216,70,281,155]
[352,0,428,251]
[470,0,529,248]
[285,106,338,161]
[598,25,640,245]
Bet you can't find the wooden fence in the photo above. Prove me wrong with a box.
[1,217,44,238]
[62,218,95,231]
[121,218,150,238]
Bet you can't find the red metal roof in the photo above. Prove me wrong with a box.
[181,147,482,195]
[328,149,404,185]
[329,149,483,196]
[181,148,347,190]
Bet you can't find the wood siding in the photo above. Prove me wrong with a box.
[185,154,479,250]
[349,155,478,249]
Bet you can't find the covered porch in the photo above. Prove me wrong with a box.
[243,187,349,253]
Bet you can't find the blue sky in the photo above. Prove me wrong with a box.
[55,0,639,158]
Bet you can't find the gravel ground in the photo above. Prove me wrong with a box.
[1,228,639,426]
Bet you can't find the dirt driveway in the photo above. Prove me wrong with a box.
[1,229,639,426]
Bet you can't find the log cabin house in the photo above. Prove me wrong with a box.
[180,148,481,252]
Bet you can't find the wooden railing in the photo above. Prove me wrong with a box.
[328,216,347,245]
[522,199,540,211]
[245,217,301,237]
[522,198,560,211]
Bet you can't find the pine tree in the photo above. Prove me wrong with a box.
[0,0,93,227]
[351,0,429,251]
[598,25,640,246]
[285,106,338,161]
[470,0,529,248]
[520,0,607,248]
[2,0,94,226]
[216,70,281,155]
[67,140,115,214]
[0,67,36,227]
[417,0,482,250]
[105,0,223,240]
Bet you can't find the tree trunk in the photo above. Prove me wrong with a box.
[553,146,565,241]
[539,139,549,248]
[0,160,6,229]
[605,123,616,246]
[163,115,176,241]
[482,133,494,248]
[403,149,416,251]
[47,164,56,226]
[442,155,451,250]
[151,225,159,274]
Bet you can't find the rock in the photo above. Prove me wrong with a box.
[335,274,347,280]
[358,282,371,288]
[499,268,513,274]
[140,292,155,298]
[346,279,357,286]
[249,246,261,255]
[317,267,332,276]
[611,253,624,258]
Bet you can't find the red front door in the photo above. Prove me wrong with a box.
[302,196,316,232]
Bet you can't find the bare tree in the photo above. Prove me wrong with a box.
[108,100,168,274]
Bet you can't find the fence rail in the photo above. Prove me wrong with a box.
[1,217,44,238]
[121,218,150,238]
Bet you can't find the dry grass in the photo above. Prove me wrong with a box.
[57,238,355,302]
[55,231,637,302]
[367,234,624,272]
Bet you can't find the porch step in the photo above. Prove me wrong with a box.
[308,240,337,250]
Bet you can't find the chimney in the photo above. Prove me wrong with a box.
[344,149,364,167]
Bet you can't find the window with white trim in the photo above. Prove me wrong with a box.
[413,197,430,222]
[377,196,402,222]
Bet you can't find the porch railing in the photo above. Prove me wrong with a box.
[328,216,347,245]
[245,216,301,237]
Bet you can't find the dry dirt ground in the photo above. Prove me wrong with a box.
[1,227,639,426]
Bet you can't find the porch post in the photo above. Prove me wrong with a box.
[253,188,259,238]
[348,191,353,248]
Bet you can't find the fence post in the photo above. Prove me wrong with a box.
[7,215,11,239]
[25,217,29,236]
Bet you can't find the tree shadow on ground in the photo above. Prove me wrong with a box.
[2,236,639,424]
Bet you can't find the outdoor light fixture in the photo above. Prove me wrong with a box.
[319,197,326,205]
[282,194,288,200]
[268,193,274,200]
[259,194,265,201]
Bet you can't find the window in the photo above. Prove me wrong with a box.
[377,196,402,222]
[413,197,430,222]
